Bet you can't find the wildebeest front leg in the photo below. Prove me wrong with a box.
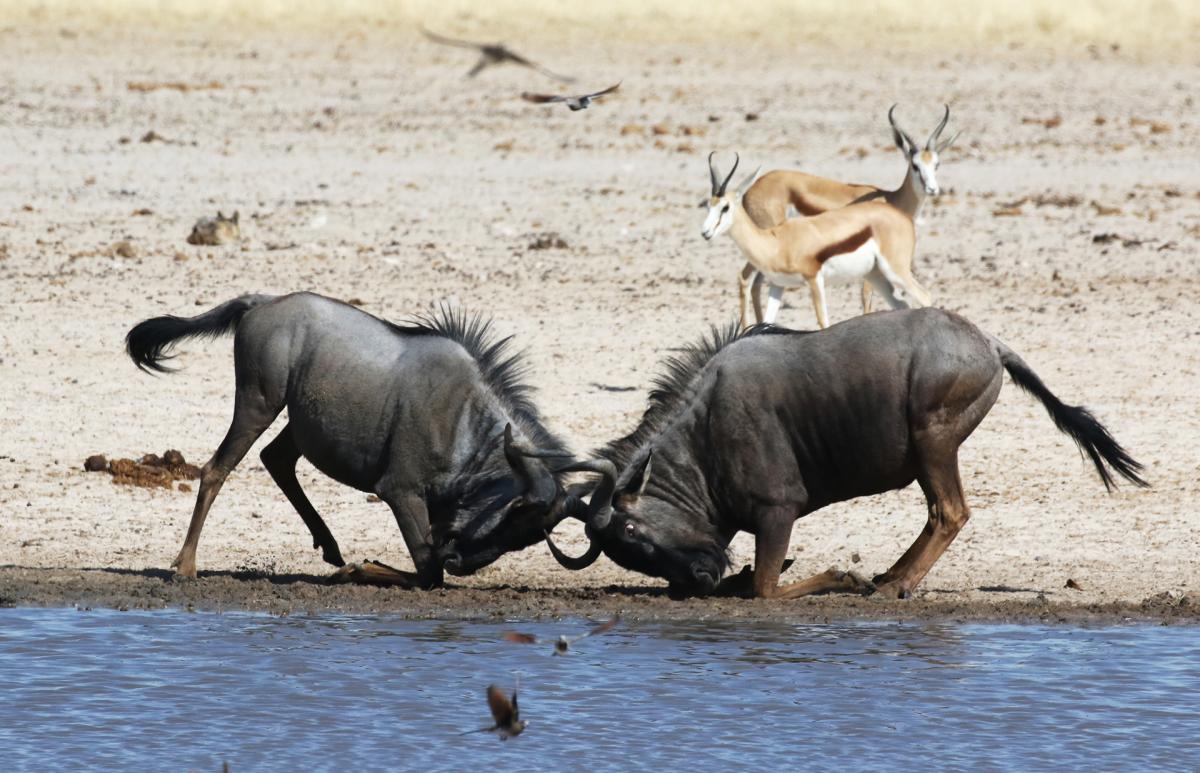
[331,492,443,589]
[752,512,872,599]
[385,491,444,589]
[260,425,345,567]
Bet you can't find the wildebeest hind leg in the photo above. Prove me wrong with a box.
[260,425,345,567]
[752,510,872,599]
[873,446,970,599]
[173,394,281,578]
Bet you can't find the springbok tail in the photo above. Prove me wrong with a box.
[126,294,273,373]
[992,336,1147,491]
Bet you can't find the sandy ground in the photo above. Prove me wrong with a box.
[0,17,1197,618]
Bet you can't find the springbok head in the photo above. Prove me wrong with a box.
[889,104,960,197]
[700,151,760,241]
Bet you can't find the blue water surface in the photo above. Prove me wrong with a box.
[0,608,1196,771]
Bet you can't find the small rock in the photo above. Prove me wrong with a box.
[84,454,108,472]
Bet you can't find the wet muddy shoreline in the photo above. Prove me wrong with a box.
[1,567,1193,625]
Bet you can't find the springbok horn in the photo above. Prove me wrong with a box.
[543,458,618,570]
[707,151,720,195]
[936,129,962,153]
[717,152,739,197]
[888,104,918,154]
[926,104,950,150]
[503,424,557,506]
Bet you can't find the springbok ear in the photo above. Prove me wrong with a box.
[615,450,652,507]
[736,166,762,196]
[217,210,225,220]
[698,198,710,209]
[231,210,240,224]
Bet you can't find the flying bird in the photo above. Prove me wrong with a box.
[502,616,620,654]
[461,682,527,739]
[419,26,574,83]
[520,82,621,111]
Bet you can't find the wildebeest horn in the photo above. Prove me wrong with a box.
[888,104,917,155]
[926,104,950,151]
[543,458,618,570]
[503,423,557,506]
[544,524,603,570]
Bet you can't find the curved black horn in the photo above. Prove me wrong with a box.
[503,424,557,506]
[888,104,917,154]
[927,104,950,150]
[707,151,720,195]
[717,152,739,197]
[544,524,603,570]
[556,459,617,529]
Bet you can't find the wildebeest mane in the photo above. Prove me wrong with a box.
[404,305,571,461]
[598,321,802,469]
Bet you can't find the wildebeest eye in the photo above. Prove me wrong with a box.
[624,521,636,538]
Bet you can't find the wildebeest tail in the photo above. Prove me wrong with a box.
[126,294,273,373]
[991,336,1147,491]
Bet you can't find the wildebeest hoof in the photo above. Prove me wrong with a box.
[871,580,912,600]
[840,570,876,595]
[322,547,346,567]
[328,563,361,585]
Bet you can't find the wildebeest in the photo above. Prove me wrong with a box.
[545,308,1146,599]
[126,292,580,586]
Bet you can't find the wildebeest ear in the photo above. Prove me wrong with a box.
[616,450,652,508]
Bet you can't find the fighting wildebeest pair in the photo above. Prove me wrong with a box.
[126,292,1146,599]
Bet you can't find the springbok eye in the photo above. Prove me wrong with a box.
[721,204,730,213]
[624,522,637,538]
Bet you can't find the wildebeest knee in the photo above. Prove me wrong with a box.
[200,464,226,488]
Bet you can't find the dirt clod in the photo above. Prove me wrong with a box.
[84,450,202,489]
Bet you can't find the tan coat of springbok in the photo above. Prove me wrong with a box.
[701,152,931,328]
[732,105,958,326]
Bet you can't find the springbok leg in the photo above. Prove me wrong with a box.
[260,425,345,568]
[738,262,758,329]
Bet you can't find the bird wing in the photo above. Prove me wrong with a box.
[584,82,621,99]
[530,62,576,83]
[502,631,542,644]
[419,25,487,50]
[466,57,490,78]
[570,615,620,643]
[487,685,515,726]
[521,92,567,104]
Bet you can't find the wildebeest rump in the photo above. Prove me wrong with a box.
[546,308,1147,599]
[125,292,579,586]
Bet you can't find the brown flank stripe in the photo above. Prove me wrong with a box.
[815,226,871,264]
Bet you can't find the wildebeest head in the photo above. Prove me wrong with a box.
[545,450,729,596]
[439,424,572,576]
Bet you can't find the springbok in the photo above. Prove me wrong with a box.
[701,152,931,328]
[733,105,958,326]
